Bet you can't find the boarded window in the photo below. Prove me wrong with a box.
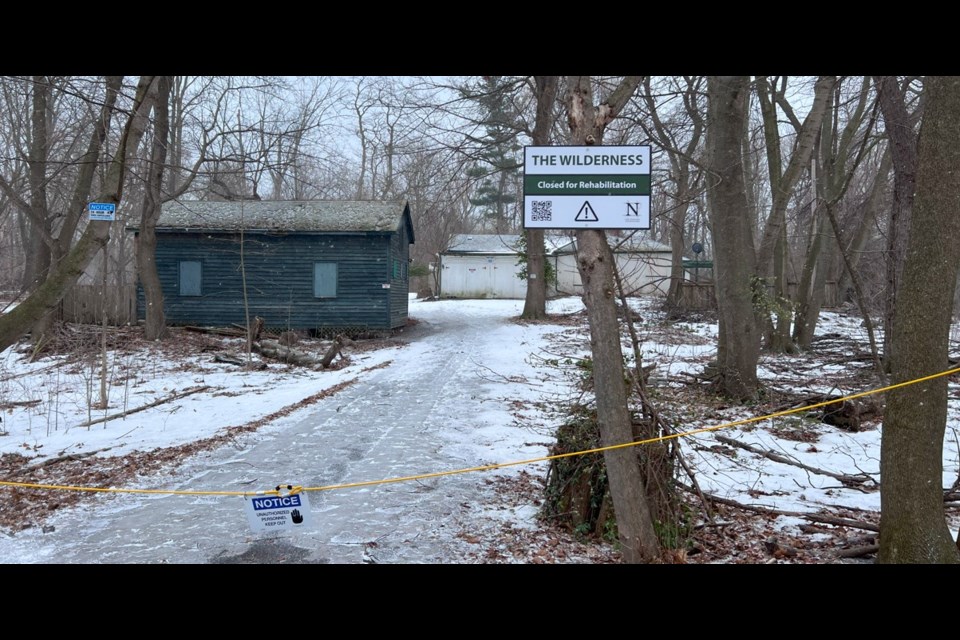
[314,262,337,298]
[179,261,202,296]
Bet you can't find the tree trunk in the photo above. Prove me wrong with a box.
[879,75,960,564]
[566,75,660,563]
[665,181,691,308]
[770,222,794,352]
[521,76,558,321]
[26,76,54,341]
[705,76,759,400]
[575,228,660,563]
[875,76,919,370]
[139,76,172,341]
[793,203,838,349]
[522,228,548,319]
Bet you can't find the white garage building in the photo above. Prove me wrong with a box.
[439,234,530,299]
[439,233,672,299]
[553,235,672,296]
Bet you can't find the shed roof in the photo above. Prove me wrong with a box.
[446,234,522,254]
[153,200,412,237]
[445,233,573,255]
[553,234,672,254]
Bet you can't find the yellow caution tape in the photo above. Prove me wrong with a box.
[2,365,958,498]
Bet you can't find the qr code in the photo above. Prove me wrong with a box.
[531,200,552,222]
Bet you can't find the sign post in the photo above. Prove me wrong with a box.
[523,145,651,230]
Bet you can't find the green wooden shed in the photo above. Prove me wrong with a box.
[138,200,415,331]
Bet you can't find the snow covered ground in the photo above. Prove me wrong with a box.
[0,295,958,563]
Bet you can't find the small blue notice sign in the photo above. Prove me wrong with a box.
[89,202,116,221]
[245,491,313,533]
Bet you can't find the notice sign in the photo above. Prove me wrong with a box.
[245,492,312,533]
[89,202,116,221]
[523,145,651,230]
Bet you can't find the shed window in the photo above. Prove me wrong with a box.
[314,262,338,298]
[179,261,202,296]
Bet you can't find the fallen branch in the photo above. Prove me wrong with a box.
[0,399,42,410]
[471,359,542,387]
[77,385,212,428]
[6,446,114,478]
[836,544,880,559]
[714,434,876,487]
[682,484,880,532]
[183,325,245,337]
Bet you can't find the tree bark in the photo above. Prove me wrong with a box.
[25,76,54,338]
[521,76,558,320]
[566,75,660,564]
[879,75,960,564]
[874,76,920,370]
[23,76,52,295]
[705,76,759,400]
[139,76,172,340]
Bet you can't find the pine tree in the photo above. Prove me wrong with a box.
[462,76,523,233]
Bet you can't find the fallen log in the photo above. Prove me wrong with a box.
[77,385,212,428]
[254,340,323,367]
[320,335,344,369]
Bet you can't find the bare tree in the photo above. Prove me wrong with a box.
[792,77,877,350]
[566,75,660,564]
[634,76,706,309]
[880,75,960,564]
[754,76,836,352]
[138,76,172,340]
[0,76,157,353]
[704,76,760,401]
[874,75,923,368]
[521,76,558,320]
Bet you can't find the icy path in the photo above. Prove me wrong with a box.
[1,299,576,563]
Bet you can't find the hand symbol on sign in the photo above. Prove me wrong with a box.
[291,509,304,524]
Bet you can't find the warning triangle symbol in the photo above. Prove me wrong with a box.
[575,201,599,222]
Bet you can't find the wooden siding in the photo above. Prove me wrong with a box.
[62,284,137,325]
[388,220,412,328]
[144,232,397,330]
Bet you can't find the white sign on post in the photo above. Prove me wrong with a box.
[523,145,651,230]
[245,491,312,533]
[89,202,116,221]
